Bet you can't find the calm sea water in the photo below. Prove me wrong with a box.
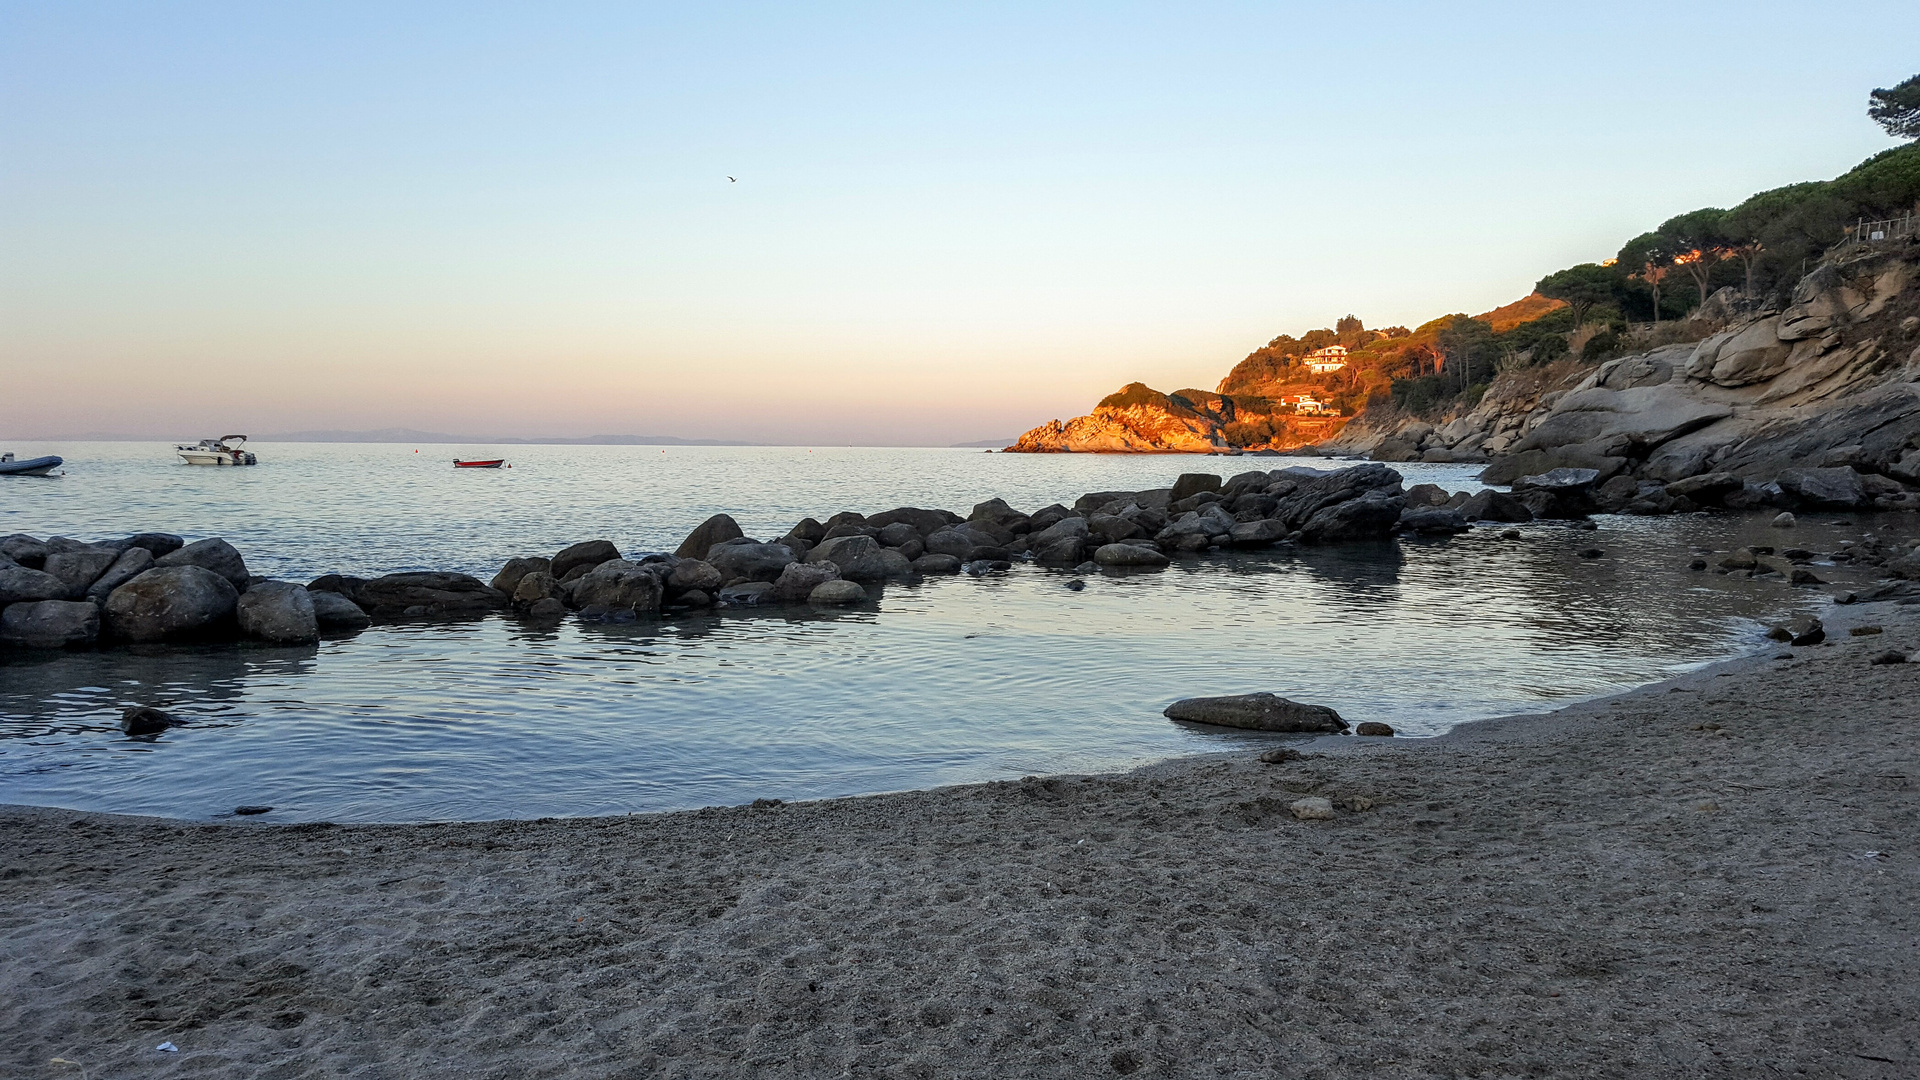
[0,441,1863,822]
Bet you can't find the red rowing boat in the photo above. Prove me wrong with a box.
[454,459,507,468]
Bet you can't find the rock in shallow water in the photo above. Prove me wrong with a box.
[121,706,181,736]
[236,580,320,644]
[0,599,100,648]
[155,537,250,590]
[675,514,744,560]
[1355,721,1395,736]
[808,579,867,605]
[308,589,371,631]
[1093,543,1169,568]
[1163,692,1348,733]
[103,565,239,642]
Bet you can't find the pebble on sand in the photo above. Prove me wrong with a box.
[1288,797,1335,821]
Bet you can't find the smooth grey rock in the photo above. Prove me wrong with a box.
[675,514,744,560]
[86,547,154,603]
[102,565,239,642]
[1398,507,1468,535]
[806,535,911,579]
[0,534,49,568]
[707,541,797,585]
[551,539,622,582]
[308,589,371,631]
[0,564,70,606]
[876,521,921,548]
[154,537,250,590]
[569,561,665,618]
[866,507,960,538]
[717,580,775,606]
[771,560,840,603]
[348,572,506,620]
[665,559,723,596]
[1093,543,1170,567]
[113,533,185,558]
[1163,692,1348,733]
[1169,473,1223,502]
[1663,472,1743,505]
[1512,467,1601,494]
[1027,516,1089,563]
[808,579,868,605]
[0,599,100,648]
[1777,467,1866,509]
[1288,797,1336,821]
[925,524,1010,561]
[1458,490,1533,523]
[525,597,566,620]
[42,547,119,599]
[911,553,963,574]
[490,556,550,595]
[510,570,562,610]
[1227,519,1290,547]
[1300,491,1407,541]
[235,580,320,644]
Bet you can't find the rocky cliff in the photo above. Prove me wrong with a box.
[1365,242,1920,512]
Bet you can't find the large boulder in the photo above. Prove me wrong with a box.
[771,560,841,602]
[1777,467,1867,509]
[308,590,371,632]
[1088,513,1147,545]
[912,553,963,574]
[1480,446,1629,486]
[1299,491,1406,542]
[1169,473,1223,502]
[110,533,185,559]
[665,559,723,597]
[1457,490,1533,523]
[569,561,665,619]
[102,566,239,642]
[875,521,922,548]
[347,572,505,620]
[236,580,320,644]
[1227,519,1290,547]
[42,547,120,599]
[0,534,49,568]
[675,514,745,560]
[866,507,960,537]
[1093,543,1170,567]
[551,540,622,582]
[1027,516,1089,563]
[1155,505,1238,543]
[0,564,71,606]
[0,600,101,649]
[1398,507,1468,535]
[155,538,250,591]
[1269,464,1406,544]
[1512,385,1733,457]
[1163,692,1348,733]
[808,579,868,605]
[924,524,1011,562]
[806,535,912,580]
[85,547,154,603]
[706,540,797,584]
[1663,472,1744,506]
[968,498,1029,533]
[510,570,563,611]
[490,556,550,596]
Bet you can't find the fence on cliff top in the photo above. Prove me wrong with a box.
[1844,213,1917,246]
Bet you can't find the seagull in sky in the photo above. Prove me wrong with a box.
[728,176,736,182]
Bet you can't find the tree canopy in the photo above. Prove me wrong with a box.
[1869,73,1920,141]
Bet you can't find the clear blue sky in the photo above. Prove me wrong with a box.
[3,2,1915,444]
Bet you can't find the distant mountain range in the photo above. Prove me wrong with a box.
[258,429,749,445]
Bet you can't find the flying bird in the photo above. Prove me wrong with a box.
[728,176,736,182]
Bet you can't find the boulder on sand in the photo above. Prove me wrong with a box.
[1164,692,1348,733]
[347,572,506,620]
[235,580,320,644]
[675,514,745,560]
[0,599,101,648]
[308,589,371,632]
[155,537,250,590]
[550,540,622,582]
[102,565,239,642]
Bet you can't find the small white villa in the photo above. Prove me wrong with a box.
[1304,345,1349,375]
[1291,393,1341,417]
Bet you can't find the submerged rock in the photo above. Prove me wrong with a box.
[348,572,506,620]
[1163,692,1348,733]
[1093,543,1170,568]
[808,579,867,605]
[120,705,181,736]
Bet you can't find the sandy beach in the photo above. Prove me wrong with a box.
[5,600,1917,1079]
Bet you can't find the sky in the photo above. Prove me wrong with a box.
[2,2,1916,445]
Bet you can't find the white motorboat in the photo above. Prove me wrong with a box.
[177,435,258,466]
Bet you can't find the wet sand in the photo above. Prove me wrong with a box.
[4,603,1917,1079]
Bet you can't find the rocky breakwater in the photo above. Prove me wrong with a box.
[0,532,381,651]
[1367,244,1920,518]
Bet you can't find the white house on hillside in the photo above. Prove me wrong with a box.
[1291,393,1341,417]
[1304,345,1348,375]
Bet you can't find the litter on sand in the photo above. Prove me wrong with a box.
[156,1041,179,1052]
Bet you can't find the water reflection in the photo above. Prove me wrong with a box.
[0,512,1886,823]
